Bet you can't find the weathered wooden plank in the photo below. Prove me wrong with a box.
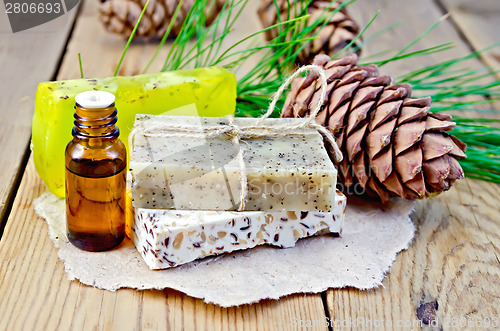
[0,0,328,328]
[0,2,79,229]
[438,0,500,76]
[350,0,482,77]
[3,0,498,328]
[326,179,500,330]
[323,0,500,328]
[0,158,328,330]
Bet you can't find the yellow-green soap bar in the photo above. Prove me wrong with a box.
[32,67,236,198]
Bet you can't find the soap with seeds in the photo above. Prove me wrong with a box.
[132,190,346,269]
[130,115,338,211]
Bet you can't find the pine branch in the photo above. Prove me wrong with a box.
[128,0,500,183]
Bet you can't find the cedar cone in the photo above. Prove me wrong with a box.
[282,54,467,203]
[258,0,361,65]
[99,0,226,39]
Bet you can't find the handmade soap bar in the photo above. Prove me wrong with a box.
[132,191,346,269]
[130,115,338,211]
[32,67,236,197]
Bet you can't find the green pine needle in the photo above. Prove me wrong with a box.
[135,0,500,184]
[331,10,380,59]
[376,13,450,67]
[114,0,150,77]
[78,53,84,79]
[143,0,184,74]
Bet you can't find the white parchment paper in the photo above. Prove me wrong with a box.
[34,192,414,307]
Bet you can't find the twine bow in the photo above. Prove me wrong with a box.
[130,65,342,211]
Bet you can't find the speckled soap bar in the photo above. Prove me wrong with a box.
[130,115,338,211]
[132,190,346,269]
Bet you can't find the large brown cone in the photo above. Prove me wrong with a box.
[282,54,467,203]
[258,0,361,65]
[99,0,226,39]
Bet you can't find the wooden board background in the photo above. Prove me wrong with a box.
[439,0,500,76]
[327,1,500,329]
[0,1,79,230]
[0,0,499,329]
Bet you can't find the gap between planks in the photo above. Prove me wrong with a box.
[2,0,498,328]
[323,0,500,329]
[433,0,500,79]
[437,0,500,78]
[0,2,82,240]
[0,0,330,329]
[0,157,330,331]
[0,148,31,240]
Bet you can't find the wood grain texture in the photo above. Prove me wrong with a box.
[1,0,499,329]
[0,0,327,329]
[349,0,484,77]
[438,0,500,76]
[327,179,500,330]
[0,2,79,227]
[0,158,327,330]
[324,0,500,329]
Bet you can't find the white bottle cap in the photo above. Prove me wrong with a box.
[75,91,115,109]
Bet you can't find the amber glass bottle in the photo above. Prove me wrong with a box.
[65,91,126,251]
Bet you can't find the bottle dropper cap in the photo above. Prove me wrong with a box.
[75,91,115,109]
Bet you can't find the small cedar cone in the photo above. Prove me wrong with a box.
[282,54,467,203]
[99,0,226,39]
[258,0,361,65]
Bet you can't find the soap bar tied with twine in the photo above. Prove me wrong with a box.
[129,65,343,211]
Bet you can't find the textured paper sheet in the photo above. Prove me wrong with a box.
[34,192,414,307]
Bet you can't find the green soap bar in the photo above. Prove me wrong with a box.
[32,67,236,197]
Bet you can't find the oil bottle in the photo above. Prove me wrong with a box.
[65,91,126,251]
